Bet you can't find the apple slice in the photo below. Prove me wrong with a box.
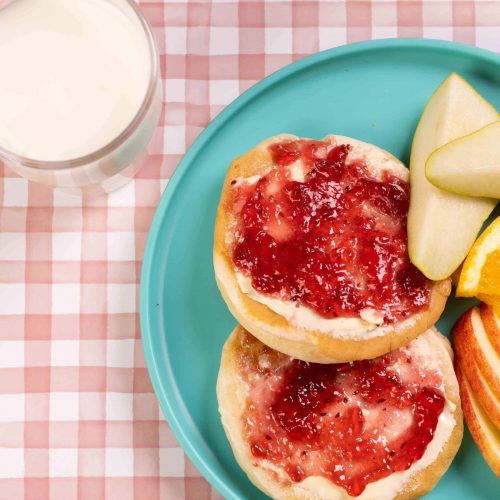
[452,307,500,398]
[408,73,498,280]
[480,303,500,356]
[454,332,500,428]
[467,359,500,429]
[456,364,500,477]
[426,121,500,198]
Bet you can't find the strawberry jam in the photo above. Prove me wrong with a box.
[230,138,430,322]
[239,331,445,497]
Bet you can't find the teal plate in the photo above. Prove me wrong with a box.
[141,39,500,499]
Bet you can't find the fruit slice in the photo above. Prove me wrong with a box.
[466,359,500,429]
[481,303,500,355]
[451,266,462,288]
[456,365,500,477]
[452,307,500,398]
[478,294,500,308]
[425,121,500,198]
[455,320,500,428]
[408,73,498,280]
[457,217,500,302]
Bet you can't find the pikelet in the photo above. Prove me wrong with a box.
[214,134,450,363]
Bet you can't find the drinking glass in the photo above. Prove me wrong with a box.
[0,0,162,196]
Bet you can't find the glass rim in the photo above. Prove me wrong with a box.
[0,0,160,171]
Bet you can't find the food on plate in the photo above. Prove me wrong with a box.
[407,73,498,281]
[458,356,500,430]
[453,306,500,398]
[214,134,450,363]
[426,121,500,199]
[456,217,500,307]
[217,326,463,499]
[455,365,500,477]
[477,293,500,309]
[453,306,500,428]
[480,303,500,355]
[451,266,462,288]
[453,304,500,476]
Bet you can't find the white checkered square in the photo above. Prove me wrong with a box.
[105,448,134,477]
[106,392,134,420]
[52,233,82,261]
[165,27,187,54]
[107,232,136,261]
[51,340,80,367]
[49,449,78,477]
[165,79,186,103]
[0,394,24,422]
[164,126,186,154]
[209,80,240,105]
[0,448,24,478]
[318,28,347,50]
[265,28,293,53]
[0,284,25,314]
[107,284,136,314]
[2,178,28,207]
[422,27,453,41]
[0,341,24,368]
[52,284,80,314]
[371,27,398,40]
[49,392,79,421]
[106,340,135,368]
[107,179,136,207]
[477,27,500,51]
[0,232,26,261]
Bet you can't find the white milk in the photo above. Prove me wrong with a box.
[0,0,151,161]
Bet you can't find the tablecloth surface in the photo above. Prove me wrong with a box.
[0,1,499,499]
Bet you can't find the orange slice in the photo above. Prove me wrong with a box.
[457,217,500,306]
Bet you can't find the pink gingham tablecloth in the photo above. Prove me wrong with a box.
[0,1,499,499]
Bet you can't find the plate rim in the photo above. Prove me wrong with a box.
[140,38,500,499]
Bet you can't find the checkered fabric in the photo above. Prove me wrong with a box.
[0,1,499,499]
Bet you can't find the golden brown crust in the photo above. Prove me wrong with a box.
[217,325,463,500]
[214,134,451,363]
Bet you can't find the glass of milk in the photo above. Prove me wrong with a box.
[0,0,162,195]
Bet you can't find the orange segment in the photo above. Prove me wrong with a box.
[478,250,500,295]
[457,217,500,301]
[479,294,500,308]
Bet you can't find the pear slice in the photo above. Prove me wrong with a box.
[408,73,498,280]
[426,121,500,198]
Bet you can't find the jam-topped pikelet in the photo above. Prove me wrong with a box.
[214,134,451,363]
[217,326,463,499]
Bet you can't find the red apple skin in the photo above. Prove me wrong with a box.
[452,307,500,399]
[455,364,500,477]
[454,345,500,429]
[480,303,500,356]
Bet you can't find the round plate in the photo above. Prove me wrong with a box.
[141,39,500,499]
